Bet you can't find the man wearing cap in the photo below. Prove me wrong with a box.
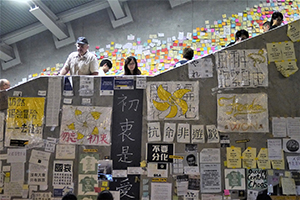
[59,37,99,75]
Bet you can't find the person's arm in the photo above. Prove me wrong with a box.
[89,54,99,75]
[59,55,71,75]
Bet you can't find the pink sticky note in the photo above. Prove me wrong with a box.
[153,68,157,72]
[167,57,172,60]
[257,8,261,13]
[165,64,170,69]
[194,55,198,59]
[114,49,118,52]
[224,190,230,196]
[235,19,239,22]
[137,41,141,44]
[160,59,164,62]
[212,47,215,51]
[119,66,123,70]
[211,29,215,33]
[197,48,200,51]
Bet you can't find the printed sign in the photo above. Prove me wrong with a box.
[147,143,173,163]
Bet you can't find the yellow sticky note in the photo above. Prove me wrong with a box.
[102,181,108,187]
[222,14,227,18]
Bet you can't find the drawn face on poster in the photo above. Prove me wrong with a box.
[59,105,112,145]
[217,93,269,132]
[215,49,268,88]
[147,82,199,121]
[5,97,45,146]
[186,154,197,166]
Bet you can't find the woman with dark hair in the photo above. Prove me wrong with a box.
[124,56,141,75]
[269,11,283,30]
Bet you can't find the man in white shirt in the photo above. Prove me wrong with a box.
[59,37,98,75]
[99,59,113,76]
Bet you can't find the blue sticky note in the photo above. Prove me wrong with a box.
[231,24,236,28]
[137,38,141,41]
[162,40,167,44]
[271,3,274,6]
[252,33,257,37]
[193,33,197,36]
[192,39,196,43]
[218,20,222,24]
[204,47,207,50]
[179,50,183,54]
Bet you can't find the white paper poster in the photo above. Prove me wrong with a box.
[150,182,172,200]
[191,125,205,143]
[46,77,62,126]
[29,150,51,167]
[147,82,199,121]
[200,148,221,163]
[10,162,25,182]
[200,164,221,193]
[267,139,282,160]
[147,122,161,142]
[188,57,213,78]
[287,117,300,137]
[28,163,48,185]
[206,125,219,143]
[56,144,76,159]
[177,123,190,143]
[163,123,176,143]
[272,117,287,137]
[60,106,112,145]
[53,160,73,186]
[217,93,269,132]
[7,148,26,163]
[215,49,268,88]
[79,77,94,96]
[287,156,300,170]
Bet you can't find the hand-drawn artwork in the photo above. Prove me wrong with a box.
[225,169,246,190]
[60,105,112,145]
[215,49,268,88]
[147,143,173,163]
[283,138,300,153]
[188,57,213,78]
[147,122,161,142]
[5,97,45,146]
[147,82,199,121]
[217,93,269,132]
[163,123,176,143]
[200,164,221,193]
[78,174,98,195]
[247,168,267,190]
[177,123,190,143]
[79,154,99,174]
[206,125,219,143]
[53,160,73,187]
[191,125,205,143]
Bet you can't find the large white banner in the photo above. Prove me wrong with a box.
[215,49,268,88]
[217,93,269,132]
[147,81,199,121]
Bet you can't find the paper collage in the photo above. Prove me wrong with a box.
[60,106,112,145]
[225,168,246,190]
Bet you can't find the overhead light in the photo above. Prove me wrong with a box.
[30,6,68,40]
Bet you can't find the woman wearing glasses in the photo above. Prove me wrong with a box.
[123,56,141,75]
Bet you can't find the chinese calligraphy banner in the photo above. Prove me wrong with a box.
[147,143,174,163]
[59,105,112,145]
[217,93,269,133]
[147,81,199,121]
[215,49,268,88]
[5,97,45,146]
[111,89,143,169]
